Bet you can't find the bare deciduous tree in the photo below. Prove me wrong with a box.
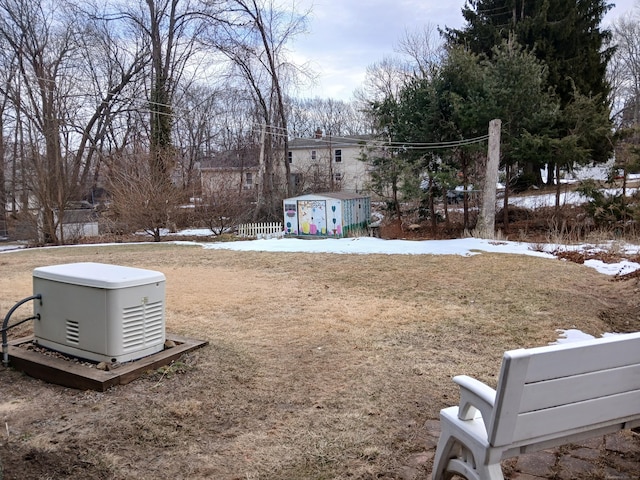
[214,0,309,220]
[608,9,640,199]
[173,82,220,193]
[0,0,149,243]
[287,97,369,138]
[198,179,253,235]
[115,0,217,183]
[354,57,409,106]
[105,149,184,241]
[395,24,444,79]
[609,12,640,128]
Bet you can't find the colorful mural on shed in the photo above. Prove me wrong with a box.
[283,193,370,238]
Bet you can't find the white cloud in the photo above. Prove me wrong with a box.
[288,0,639,101]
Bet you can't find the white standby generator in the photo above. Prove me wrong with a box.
[32,262,166,363]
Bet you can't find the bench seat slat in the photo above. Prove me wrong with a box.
[520,363,640,412]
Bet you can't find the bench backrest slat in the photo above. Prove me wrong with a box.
[520,363,640,412]
[488,332,640,447]
[513,390,640,441]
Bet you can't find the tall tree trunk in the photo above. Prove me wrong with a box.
[428,176,437,232]
[147,0,176,187]
[392,173,401,220]
[547,162,556,187]
[0,110,5,236]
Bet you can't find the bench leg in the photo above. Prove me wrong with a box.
[432,434,456,480]
[432,433,504,480]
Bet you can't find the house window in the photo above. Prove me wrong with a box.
[311,150,317,161]
[334,172,342,182]
[288,151,292,164]
[245,172,253,185]
[334,149,342,162]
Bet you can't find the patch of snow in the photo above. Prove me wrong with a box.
[552,329,596,344]
[584,259,640,276]
[172,228,215,236]
[508,190,588,208]
[551,328,622,345]
[0,242,26,252]
[196,236,556,258]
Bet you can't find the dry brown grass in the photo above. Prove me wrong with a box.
[0,243,639,479]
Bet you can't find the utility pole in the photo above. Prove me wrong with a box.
[476,119,501,239]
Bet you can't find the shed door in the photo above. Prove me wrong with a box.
[297,200,327,235]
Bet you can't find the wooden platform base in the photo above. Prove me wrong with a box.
[6,334,208,391]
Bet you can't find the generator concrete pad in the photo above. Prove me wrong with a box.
[6,334,208,391]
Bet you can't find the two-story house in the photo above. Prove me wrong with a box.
[287,132,373,195]
[199,133,376,200]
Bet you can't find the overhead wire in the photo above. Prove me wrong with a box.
[382,135,489,150]
[252,124,489,150]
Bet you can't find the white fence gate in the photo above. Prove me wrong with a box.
[237,222,284,239]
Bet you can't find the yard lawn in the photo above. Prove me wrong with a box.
[0,243,638,479]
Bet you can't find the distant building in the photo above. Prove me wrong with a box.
[287,132,374,195]
[199,133,378,201]
[199,147,260,197]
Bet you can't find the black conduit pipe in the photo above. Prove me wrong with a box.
[2,294,42,367]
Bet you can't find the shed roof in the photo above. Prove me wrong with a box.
[284,192,369,202]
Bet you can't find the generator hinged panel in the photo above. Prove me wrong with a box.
[32,262,166,363]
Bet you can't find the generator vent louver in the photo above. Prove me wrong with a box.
[65,319,80,345]
[122,300,164,351]
[33,263,166,363]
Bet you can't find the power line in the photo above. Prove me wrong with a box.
[384,137,489,150]
[379,134,490,148]
[253,124,490,150]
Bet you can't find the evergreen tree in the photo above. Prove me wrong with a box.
[435,46,487,228]
[364,74,458,228]
[446,0,615,171]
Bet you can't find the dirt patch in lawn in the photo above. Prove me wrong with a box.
[1,243,639,479]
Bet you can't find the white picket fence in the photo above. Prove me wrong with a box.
[237,222,284,239]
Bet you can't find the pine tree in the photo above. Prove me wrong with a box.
[446,0,614,169]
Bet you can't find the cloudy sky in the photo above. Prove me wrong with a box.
[288,0,639,101]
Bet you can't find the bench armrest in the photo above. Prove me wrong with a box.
[453,375,496,432]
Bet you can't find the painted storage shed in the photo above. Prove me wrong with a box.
[283,192,370,238]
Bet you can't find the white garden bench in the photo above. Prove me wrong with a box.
[432,331,640,480]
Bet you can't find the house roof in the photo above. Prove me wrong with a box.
[288,134,373,150]
[284,192,369,202]
[200,148,260,171]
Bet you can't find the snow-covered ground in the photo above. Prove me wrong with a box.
[187,235,640,277]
